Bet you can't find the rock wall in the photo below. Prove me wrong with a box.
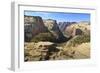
[63,22,90,38]
[24,16,48,41]
[43,19,66,42]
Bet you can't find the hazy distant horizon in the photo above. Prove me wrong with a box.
[24,11,90,23]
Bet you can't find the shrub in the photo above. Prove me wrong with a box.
[67,35,90,47]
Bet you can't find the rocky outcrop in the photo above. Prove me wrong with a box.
[43,19,67,42]
[43,19,61,32]
[58,22,77,31]
[24,16,48,42]
[63,22,90,38]
[62,42,90,59]
[24,41,90,61]
[24,16,67,42]
[24,42,62,61]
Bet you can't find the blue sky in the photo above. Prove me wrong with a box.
[24,11,90,23]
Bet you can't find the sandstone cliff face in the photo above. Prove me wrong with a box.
[24,16,48,41]
[58,22,77,32]
[43,19,61,32]
[43,19,66,42]
[63,22,90,38]
[24,16,67,42]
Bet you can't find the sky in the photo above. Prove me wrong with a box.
[24,11,90,23]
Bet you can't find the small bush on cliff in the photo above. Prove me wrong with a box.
[67,34,90,47]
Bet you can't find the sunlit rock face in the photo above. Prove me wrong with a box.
[24,16,67,42]
[62,22,90,38]
[43,19,67,42]
[24,16,48,42]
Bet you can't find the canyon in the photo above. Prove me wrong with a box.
[24,15,90,61]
